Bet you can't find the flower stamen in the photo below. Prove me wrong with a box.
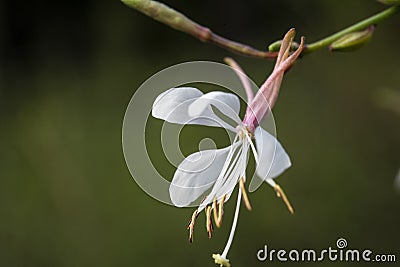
[274,184,294,214]
[206,206,214,238]
[187,209,198,243]
[245,132,259,165]
[239,178,252,211]
[212,197,218,222]
[213,194,226,228]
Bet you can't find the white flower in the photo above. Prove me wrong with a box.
[152,29,304,266]
[152,85,293,262]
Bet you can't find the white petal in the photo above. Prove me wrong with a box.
[197,140,246,212]
[152,87,236,131]
[169,145,233,207]
[152,87,211,125]
[188,91,242,125]
[254,126,291,180]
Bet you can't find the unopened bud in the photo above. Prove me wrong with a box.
[377,0,400,5]
[329,26,374,52]
[268,40,300,52]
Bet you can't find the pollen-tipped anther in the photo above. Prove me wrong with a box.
[212,195,226,228]
[239,178,252,210]
[274,184,294,214]
[206,206,214,238]
[187,209,198,243]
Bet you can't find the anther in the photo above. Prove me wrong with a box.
[213,195,226,228]
[239,178,252,211]
[213,197,218,223]
[206,206,213,238]
[274,184,294,214]
[187,209,198,243]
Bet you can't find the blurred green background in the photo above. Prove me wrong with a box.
[0,0,399,266]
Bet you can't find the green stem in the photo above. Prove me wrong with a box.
[304,6,399,53]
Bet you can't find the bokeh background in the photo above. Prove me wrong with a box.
[1,0,399,266]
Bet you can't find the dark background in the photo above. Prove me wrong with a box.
[0,0,399,266]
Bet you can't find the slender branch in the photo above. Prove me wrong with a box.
[304,6,399,53]
[122,0,399,58]
[121,0,277,59]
